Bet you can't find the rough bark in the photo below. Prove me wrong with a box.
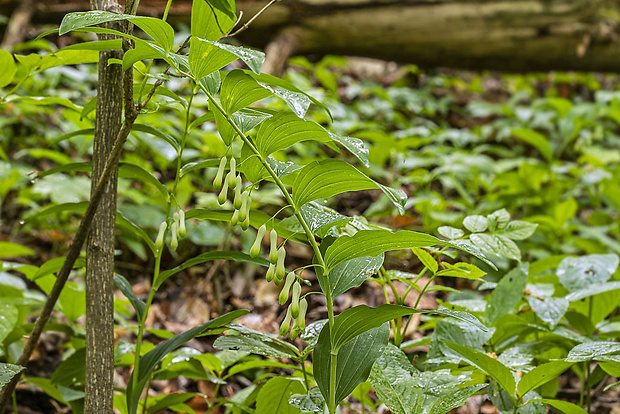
[2,0,619,73]
[84,1,123,413]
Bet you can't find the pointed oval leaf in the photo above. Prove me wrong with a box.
[517,361,574,397]
[0,50,17,88]
[255,113,331,157]
[331,305,422,352]
[242,70,332,120]
[114,273,146,321]
[486,265,528,325]
[527,399,587,414]
[443,341,516,397]
[0,363,25,389]
[190,38,264,80]
[221,70,272,115]
[60,11,174,51]
[565,341,620,362]
[256,377,306,414]
[326,254,384,298]
[314,322,389,405]
[292,160,406,215]
[463,215,487,233]
[557,254,619,292]
[324,230,441,273]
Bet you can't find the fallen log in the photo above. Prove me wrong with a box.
[1,0,620,73]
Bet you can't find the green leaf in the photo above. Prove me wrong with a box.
[292,160,406,215]
[114,273,146,321]
[527,399,587,414]
[206,0,236,20]
[325,254,384,298]
[254,113,331,157]
[122,40,169,70]
[323,230,441,273]
[288,387,325,413]
[435,262,486,280]
[328,132,370,167]
[368,344,423,414]
[444,341,516,397]
[0,50,17,88]
[0,363,25,388]
[565,281,620,302]
[51,347,85,386]
[119,163,169,201]
[4,96,81,112]
[242,71,332,120]
[126,310,248,414]
[511,128,553,162]
[427,385,487,414]
[314,322,389,404]
[438,226,464,240]
[214,334,296,359]
[59,11,174,52]
[0,304,18,343]
[58,39,123,51]
[256,377,305,414]
[154,251,269,289]
[330,305,423,352]
[557,254,619,292]
[191,0,236,41]
[499,221,538,240]
[411,247,438,274]
[470,233,521,261]
[132,124,180,153]
[32,256,86,280]
[190,38,264,80]
[221,70,272,115]
[517,361,574,397]
[485,265,528,325]
[463,215,487,233]
[299,202,351,238]
[527,296,568,328]
[0,242,34,259]
[565,341,620,362]
[146,393,195,414]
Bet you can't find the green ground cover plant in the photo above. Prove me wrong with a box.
[0,1,619,413]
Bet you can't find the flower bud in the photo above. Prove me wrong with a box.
[290,325,300,340]
[279,306,292,337]
[226,170,238,191]
[233,184,243,210]
[213,156,227,190]
[275,246,286,282]
[293,298,308,332]
[290,281,301,318]
[240,213,250,231]
[279,272,296,305]
[239,192,249,222]
[231,209,239,226]
[170,222,179,251]
[250,225,266,258]
[178,209,186,237]
[217,177,229,205]
[269,230,278,264]
[266,263,276,283]
[155,221,167,251]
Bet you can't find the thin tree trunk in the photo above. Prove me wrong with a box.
[84,1,123,412]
